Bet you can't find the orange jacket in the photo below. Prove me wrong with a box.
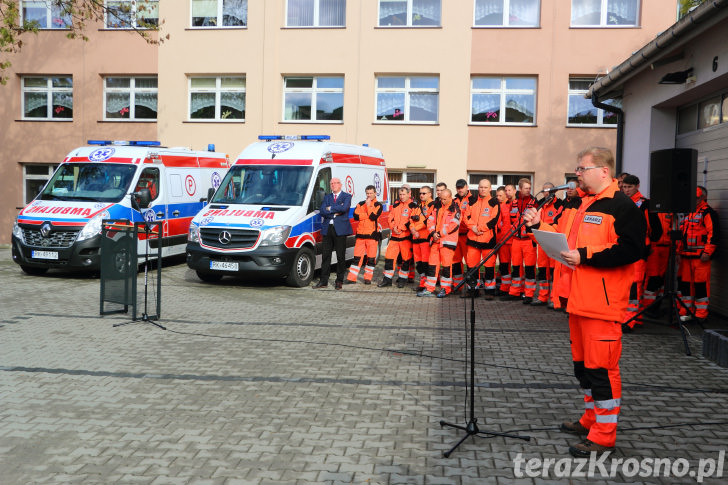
[654,213,673,246]
[497,199,516,244]
[531,180,645,322]
[411,199,434,242]
[680,200,717,258]
[353,198,382,239]
[389,199,417,241]
[465,196,500,248]
[513,194,537,239]
[455,191,478,235]
[428,200,461,250]
[629,191,662,259]
[540,196,563,225]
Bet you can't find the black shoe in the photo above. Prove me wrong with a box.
[499,294,520,301]
[396,278,406,288]
[377,278,392,288]
[344,279,356,285]
[413,286,423,292]
[569,439,614,458]
[335,281,343,290]
[530,299,546,306]
[311,280,328,289]
[363,279,372,285]
[460,289,479,299]
[560,420,590,436]
[522,297,533,305]
[407,278,414,283]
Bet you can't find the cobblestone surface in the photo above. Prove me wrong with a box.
[1,247,727,484]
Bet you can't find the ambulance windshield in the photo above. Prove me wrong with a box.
[212,165,314,206]
[39,163,138,203]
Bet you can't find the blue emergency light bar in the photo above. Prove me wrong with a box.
[258,135,330,141]
[87,140,162,147]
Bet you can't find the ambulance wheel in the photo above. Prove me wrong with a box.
[21,265,48,276]
[286,247,314,287]
[196,270,223,283]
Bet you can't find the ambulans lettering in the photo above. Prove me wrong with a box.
[25,205,92,217]
[202,209,275,219]
[584,215,603,224]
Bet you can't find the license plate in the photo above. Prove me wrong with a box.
[32,250,58,260]
[210,261,239,271]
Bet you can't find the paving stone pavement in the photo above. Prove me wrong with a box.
[1,247,728,484]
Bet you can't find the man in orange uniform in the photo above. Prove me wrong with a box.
[620,175,661,331]
[531,182,563,307]
[678,186,718,323]
[550,178,581,310]
[417,189,461,298]
[464,179,500,299]
[453,179,478,292]
[524,147,644,457]
[502,178,537,304]
[410,186,435,292]
[496,185,515,295]
[347,185,382,285]
[378,186,416,288]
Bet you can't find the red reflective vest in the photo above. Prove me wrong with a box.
[466,196,500,247]
[428,200,461,250]
[353,198,382,238]
[679,200,717,258]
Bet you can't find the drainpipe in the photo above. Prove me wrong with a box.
[592,93,624,175]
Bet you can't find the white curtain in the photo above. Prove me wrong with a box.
[509,0,539,25]
[319,0,346,26]
[379,0,406,23]
[475,0,503,24]
[607,0,638,24]
[409,93,438,121]
[223,0,247,25]
[412,0,440,22]
[287,0,314,26]
[472,94,500,115]
[191,93,216,114]
[376,93,404,117]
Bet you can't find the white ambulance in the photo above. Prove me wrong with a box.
[12,140,230,274]
[186,135,390,286]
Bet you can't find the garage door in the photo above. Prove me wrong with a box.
[676,123,728,317]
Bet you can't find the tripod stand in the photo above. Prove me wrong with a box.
[622,214,694,355]
[439,198,548,457]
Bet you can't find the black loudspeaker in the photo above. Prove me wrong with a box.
[649,148,697,213]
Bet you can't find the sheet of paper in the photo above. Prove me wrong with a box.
[531,229,575,270]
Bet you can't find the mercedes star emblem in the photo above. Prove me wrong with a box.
[218,231,232,245]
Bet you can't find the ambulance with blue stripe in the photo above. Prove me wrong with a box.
[186,135,390,286]
[12,141,230,274]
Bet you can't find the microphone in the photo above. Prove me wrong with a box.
[543,181,576,194]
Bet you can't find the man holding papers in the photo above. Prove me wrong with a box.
[522,147,645,458]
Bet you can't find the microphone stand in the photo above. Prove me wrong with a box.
[439,193,555,457]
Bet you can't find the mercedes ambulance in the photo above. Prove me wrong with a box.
[12,140,230,274]
[186,135,390,287]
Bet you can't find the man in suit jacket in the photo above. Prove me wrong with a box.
[312,178,353,290]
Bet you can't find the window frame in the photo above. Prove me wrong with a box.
[467,172,531,190]
[22,164,59,205]
[473,0,541,28]
[375,75,440,124]
[103,76,159,121]
[470,76,537,126]
[282,76,345,123]
[377,0,442,28]
[285,0,347,28]
[570,0,640,28]
[566,77,619,127]
[20,0,72,29]
[188,76,246,122]
[21,76,74,121]
[190,0,248,28]
[387,170,436,202]
[105,0,159,29]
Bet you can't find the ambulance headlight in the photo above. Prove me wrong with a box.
[13,222,24,242]
[258,225,291,246]
[77,213,105,242]
[188,224,200,243]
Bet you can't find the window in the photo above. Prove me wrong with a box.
[474,0,540,27]
[191,0,247,27]
[134,167,161,202]
[567,77,619,126]
[23,164,58,204]
[378,0,441,27]
[470,76,536,125]
[376,76,439,123]
[21,1,72,28]
[283,76,344,122]
[189,76,246,121]
[387,170,435,201]
[571,0,639,27]
[104,77,158,121]
[677,91,728,134]
[286,0,346,27]
[468,173,527,189]
[106,0,159,29]
[698,96,722,129]
[21,76,73,120]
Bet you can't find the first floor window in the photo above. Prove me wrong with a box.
[571,0,639,27]
[387,170,435,201]
[22,76,73,120]
[378,0,441,27]
[567,77,619,126]
[471,76,536,125]
[104,76,158,120]
[191,0,247,27]
[474,0,540,27]
[376,76,439,123]
[283,76,344,122]
[21,0,72,28]
[467,173,530,191]
[189,76,246,121]
[286,0,346,27]
[106,0,159,28]
[23,164,58,204]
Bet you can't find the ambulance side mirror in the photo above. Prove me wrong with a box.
[207,187,215,202]
[132,189,152,211]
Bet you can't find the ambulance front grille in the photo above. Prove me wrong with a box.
[200,227,260,249]
[22,228,79,248]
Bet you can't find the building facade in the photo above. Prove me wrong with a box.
[0,0,678,244]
